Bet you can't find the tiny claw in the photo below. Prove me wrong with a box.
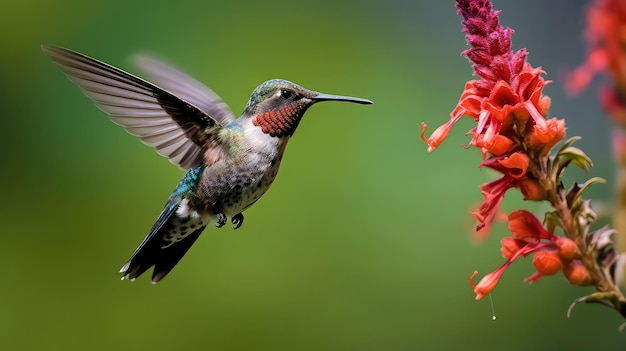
[216,213,227,228]
[232,213,244,229]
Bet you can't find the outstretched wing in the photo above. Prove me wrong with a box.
[42,45,225,170]
[134,54,236,127]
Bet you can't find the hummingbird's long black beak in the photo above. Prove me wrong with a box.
[312,93,373,105]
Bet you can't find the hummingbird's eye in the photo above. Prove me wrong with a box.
[278,89,294,99]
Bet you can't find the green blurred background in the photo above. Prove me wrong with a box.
[2,0,624,349]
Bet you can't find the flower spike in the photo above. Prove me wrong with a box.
[422,0,626,318]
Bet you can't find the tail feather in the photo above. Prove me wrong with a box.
[121,228,204,283]
[151,229,203,282]
[120,203,207,283]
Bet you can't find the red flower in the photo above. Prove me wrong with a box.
[470,269,502,300]
[470,239,552,299]
[470,209,572,298]
[425,0,625,318]
[484,152,529,179]
[500,237,528,259]
[528,117,566,156]
[473,133,514,156]
[422,66,553,157]
[507,209,551,239]
[421,0,564,234]
[470,175,515,231]
[420,114,463,153]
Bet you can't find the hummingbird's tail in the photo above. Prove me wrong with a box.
[120,204,207,283]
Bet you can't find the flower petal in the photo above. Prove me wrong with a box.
[497,152,529,179]
[507,209,552,239]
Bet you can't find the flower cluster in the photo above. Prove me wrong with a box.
[421,0,565,234]
[422,0,566,236]
[422,0,626,317]
[470,210,589,300]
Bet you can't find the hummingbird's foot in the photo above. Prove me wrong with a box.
[232,213,244,229]
[216,213,227,228]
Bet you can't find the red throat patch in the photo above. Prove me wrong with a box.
[252,100,308,137]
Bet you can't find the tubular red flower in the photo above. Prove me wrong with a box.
[470,240,554,299]
[471,175,516,230]
[500,237,528,259]
[516,68,551,112]
[479,210,576,290]
[528,117,566,156]
[497,152,529,179]
[420,110,465,152]
[457,82,487,118]
[470,269,505,300]
[484,80,519,122]
[507,209,553,240]
[473,133,514,156]
[480,152,528,176]
[524,100,548,131]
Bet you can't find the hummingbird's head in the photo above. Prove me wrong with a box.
[244,79,372,138]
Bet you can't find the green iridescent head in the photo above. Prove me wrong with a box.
[243,79,372,117]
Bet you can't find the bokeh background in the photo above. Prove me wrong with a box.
[2,0,624,349]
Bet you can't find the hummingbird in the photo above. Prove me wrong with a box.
[42,45,372,283]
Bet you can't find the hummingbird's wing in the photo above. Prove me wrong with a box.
[42,45,226,170]
[133,54,236,127]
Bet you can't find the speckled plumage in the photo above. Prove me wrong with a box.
[43,45,372,283]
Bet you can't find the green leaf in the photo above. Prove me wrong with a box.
[565,178,605,214]
[578,177,606,196]
[558,146,593,172]
[567,292,623,318]
[556,136,582,156]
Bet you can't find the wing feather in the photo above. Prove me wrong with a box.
[134,54,236,126]
[42,45,227,169]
